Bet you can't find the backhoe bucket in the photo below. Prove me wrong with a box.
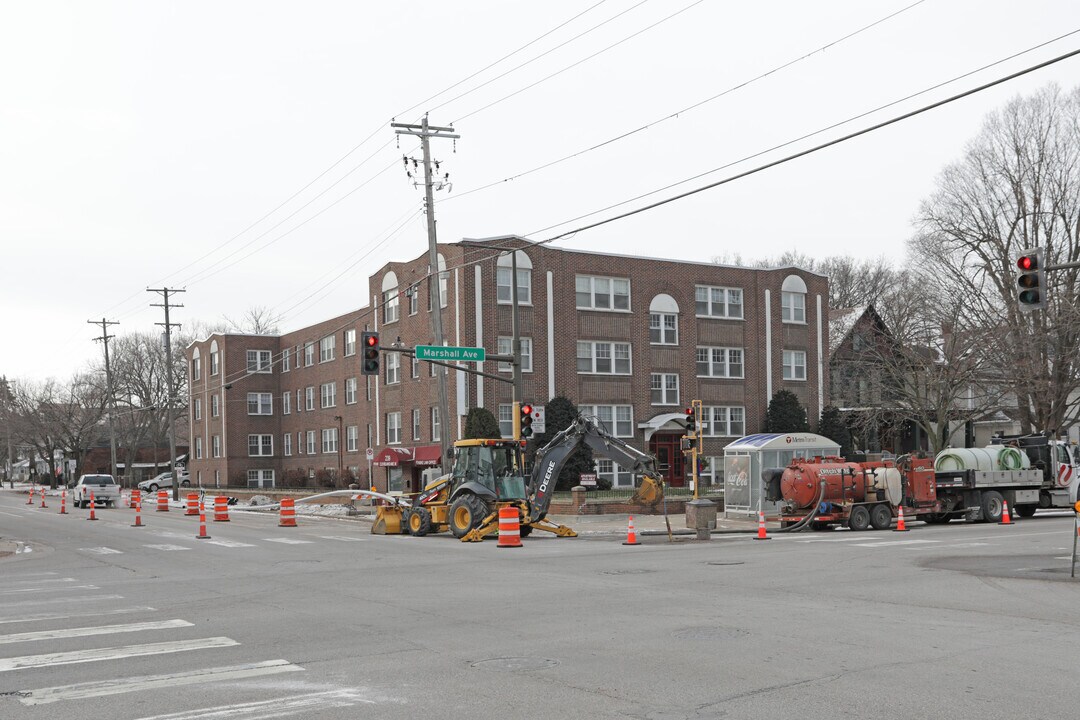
[372,506,404,534]
[631,476,664,507]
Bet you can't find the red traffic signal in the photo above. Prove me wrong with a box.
[360,332,380,375]
[684,407,696,434]
[1017,255,1036,271]
[520,403,534,438]
[1015,248,1047,312]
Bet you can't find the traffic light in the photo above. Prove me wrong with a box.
[520,403,534,439]
[360,332,380,375]
[1016,248,1047,312]
[684,406,696,435]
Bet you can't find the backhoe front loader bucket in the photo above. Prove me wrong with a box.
[631,475,664,507]
[372,505,405,535]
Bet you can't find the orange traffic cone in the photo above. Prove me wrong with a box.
[196,501,211,539]
[26,486,35,505]
[39,487,48,508]
[999,501,1013,525]
[622,515,641,546]
[131,496,144,527]
[59,488,67,515]
[87,491,98,521]
[497,506,523,548]
[893,505,909,532]
[754,510,771,540]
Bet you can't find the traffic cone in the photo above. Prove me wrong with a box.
[39,487,48,508]
[754,510,771,540]
[893,505,909,532]
[87,491,98,521]
[26,486,34,505]
[622,515,641,546]
[59,489,67,515]
[131,496,144,527]
[999,500,1013,525]
[196,501,211,539]
[497,506,523,548]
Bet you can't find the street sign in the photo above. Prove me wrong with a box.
[365,447,374,461]
[415,345,486,362]
[531,406,546,434]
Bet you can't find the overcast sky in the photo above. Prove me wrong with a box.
[3,0,1079,383]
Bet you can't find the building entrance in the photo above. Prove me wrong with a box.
[649,433,686,487]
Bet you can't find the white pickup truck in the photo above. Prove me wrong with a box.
[73,474,121,508]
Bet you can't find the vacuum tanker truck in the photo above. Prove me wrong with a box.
[765,433,1079,531]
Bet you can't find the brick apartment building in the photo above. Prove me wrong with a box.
[186,235,828,494]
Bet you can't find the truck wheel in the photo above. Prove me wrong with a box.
[449,495,487,538]
[980,491,1004,523]
[407,507,433,536]
[870,504,893,530]
[1015,505,1037,518]
[847,505,871,531]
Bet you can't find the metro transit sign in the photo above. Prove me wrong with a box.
[415,345,486,362]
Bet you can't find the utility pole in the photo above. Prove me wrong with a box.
[392,115,459,474]
[88,318,120,483]
[148,287,185,501]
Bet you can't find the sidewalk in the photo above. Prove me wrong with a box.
[546,511,761,537]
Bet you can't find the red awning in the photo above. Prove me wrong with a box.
[372,447,412,467]
[412,445,442,467]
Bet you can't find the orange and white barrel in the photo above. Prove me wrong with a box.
[156,490,169,512]
[278,497,297,527]
[213,496,230,522]
[497,506,522,548]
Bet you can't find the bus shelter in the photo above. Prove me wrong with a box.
[723,433,840,517]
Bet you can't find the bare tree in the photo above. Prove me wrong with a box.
[911,82,1080,434]
[223,306,282,335]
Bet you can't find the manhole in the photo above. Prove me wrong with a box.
[600,568,656,575]
[470,657,559,672]
[672,626,750,641]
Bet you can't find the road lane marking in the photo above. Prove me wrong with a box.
[144,544,192,551]
[0,595,124,610]
[80,547,123,555]
[852,539,940,547]
[0,636,239,672]
[0,510,23,518]
[797,536,868,543]
[262,538,314,544]
[7,578,77,587]
[0,619,193,645]
[19,659,303,706]
[0,606,156,626]
[0,585,99,596]
[201,539,255,548]
[130,689,381,719]
[318,535,367,542]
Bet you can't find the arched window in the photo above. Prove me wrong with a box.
[209,340,220,376]
[649,294,679,345]
[382,271,399,324]
[781,275,807,324]
[496,251,532,305]
[429,254,448,310]
[191,348,201,381]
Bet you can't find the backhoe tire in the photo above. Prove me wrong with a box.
[407,507,433,536]
[519,523,533,538]
[449,495,488,539]
[869,503,893,530]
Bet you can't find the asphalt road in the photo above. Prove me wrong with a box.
[2,489,1079,720]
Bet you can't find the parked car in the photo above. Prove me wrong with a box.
[138,471,191,494]
[73,474,121,508]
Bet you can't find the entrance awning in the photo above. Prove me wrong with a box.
[638,412,689,441]
[373,447,412,467]
[412,445,442,467]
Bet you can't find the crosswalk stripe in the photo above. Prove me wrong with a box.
[19,659,303,706]
[0,619,193,645]
[0,585,99,596]
[80,547,123,555]
[130,689,378,719]
[262,538,314,545]
[7,578,77,587]
[143,544,192,551]
[0,636,238,673]
[0,595,124,610]
[852,539,939,547]
[0,606,156,626]
[201,539,255,548]
[318,535,367,542]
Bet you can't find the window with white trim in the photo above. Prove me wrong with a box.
[283,434,292,456]
[596,459,634,488]
[247,392,272,415]
[297,431,304,455]
[247,350,272,373]
[408,285,419,315]
[345,377,357,405]
[383,289,399,324]
[412,409,421,441]
[210,346,219,375]
[282,392,291,415]
[576,275,630,311]
[649,313,677,344]
[496,267,532,304]
[431,406,441,442]
[192,353,201,381]
[650,373,680,406]
[296,389,303,413]
[304,342,314,367]
[387,412,401,445]
[783,350,807,380]
[321,428,338,454]
[411,356,420,379]
[782,291,806,323]
[306,431,316,455]
[386,353,400,385]
[212,435,221,458]
[194,398,202,420]
[498,336,533,372]
[699,456,723,485]
[248,434,273,457]
[320,382,336,408]
[319,336,335,362]
[211,394,219,417]
[427,256,449,311]
[696,347,744,378]
[695,285,743,319]
[499,404,514,438]
[579,405,634,437]
[577,341,631,375]
[305,386,315,411]
[344,329,356,357]
[347,425,359,452]
[282,348,290,372]
[703,406,745,437]
[247,469,274,488]
[195,436,203,459]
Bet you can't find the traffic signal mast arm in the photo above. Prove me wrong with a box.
[388,342,517,385]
